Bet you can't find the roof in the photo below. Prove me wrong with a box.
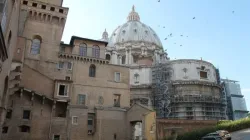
[127,102,154,112]
[70,36,109,46]
[221,78,239,83]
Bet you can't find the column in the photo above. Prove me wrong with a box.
[111,51,114,64]
[113,51,118,64]
[125,48,129,64]
[129,47,133,64]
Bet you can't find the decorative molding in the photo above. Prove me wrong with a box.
[172,80,221,88]
[170,59,215,68]
[58,53,109,64]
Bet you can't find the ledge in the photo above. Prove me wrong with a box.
[58,53,110,64]
[171,80,221,88]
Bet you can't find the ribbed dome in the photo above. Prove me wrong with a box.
[108,6,162,48]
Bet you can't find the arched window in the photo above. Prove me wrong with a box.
[1,76,8,107]
[92,45,100,58]
[30,35,42,55]
[122,56,126,64]
[79,43,87,56]
[134,73,139,83]
[89,64,96,77]
[105,54,110,60]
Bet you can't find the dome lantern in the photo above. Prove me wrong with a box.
[102,29,109,40]
[127,5,140,22]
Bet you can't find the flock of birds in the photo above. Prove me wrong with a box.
[156,0,235,47]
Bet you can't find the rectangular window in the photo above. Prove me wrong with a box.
[72,116,78,125]
[2,126,8,134]
[53,135,60,140]
[23,110,31,119]
[59,9,64,13]
[58,84,68,96]
[50,7,55,11]
[6,109,12,119]
[200,71,208,79]
[113,94,121,107]
[67,62,72,70]
[114,72,121,82]
[32,3,37,7]
[58,61,64,69]
[78,94,86,105]
[41,5,46,9]
[19,125,30,132]
[88,113,94,134]
[23,1,28,5]
[65,76,71,80]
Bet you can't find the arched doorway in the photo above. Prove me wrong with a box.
[1,76,8,107]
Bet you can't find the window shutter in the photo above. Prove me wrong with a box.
[64,85,68,96]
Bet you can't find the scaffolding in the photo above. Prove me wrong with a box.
[169,94,226,120]
[152,63,227,120]
[152,63,173,118]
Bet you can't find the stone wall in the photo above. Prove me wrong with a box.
[156,119,217,139]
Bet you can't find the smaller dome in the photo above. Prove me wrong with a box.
[99,29,109,42]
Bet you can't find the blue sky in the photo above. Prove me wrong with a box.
[62,0,250,110]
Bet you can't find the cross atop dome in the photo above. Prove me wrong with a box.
[127,5,140,21]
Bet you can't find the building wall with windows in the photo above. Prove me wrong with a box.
[0,0,21,136]
[1,1,154,138]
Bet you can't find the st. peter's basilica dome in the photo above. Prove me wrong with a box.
[108,6,162,48]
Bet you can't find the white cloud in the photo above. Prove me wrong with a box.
[242,88,250,92]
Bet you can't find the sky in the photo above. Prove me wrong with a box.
[61,0,250,110]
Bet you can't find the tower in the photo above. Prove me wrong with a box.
[18,0,68,62]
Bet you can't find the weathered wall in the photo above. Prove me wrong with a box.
[71,62,130,107]
[170,59,217,83]
[144,112,156,140]
[2,90,60,140]
[0,0,21,133]
[20,65,54,98]
[130,66,152,85]
[156,119,217,139]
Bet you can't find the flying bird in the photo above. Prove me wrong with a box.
[163,26,165,28]
[164,38,167,40]
[158,0,160,2]
[180,35,183,37]
[170,33,172,37]
[193,17,196,19]
[232,11,235,13]
[180,45,182,46]
[186,36,188,37]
